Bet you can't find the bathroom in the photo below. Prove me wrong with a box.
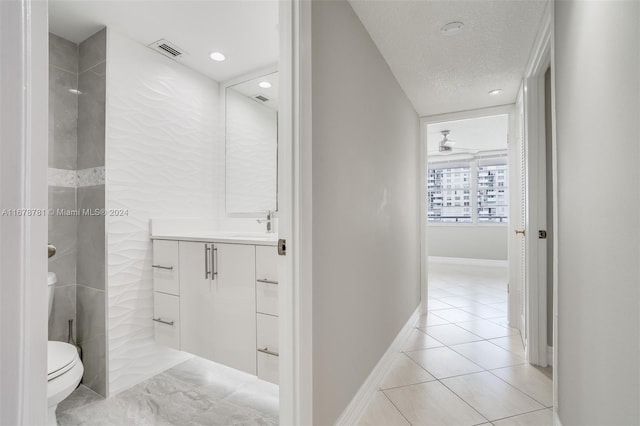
[46,1,282,424]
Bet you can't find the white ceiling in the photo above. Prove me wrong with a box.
[49,0,279,83]
[427,114,508,155]
[349,0,546,116]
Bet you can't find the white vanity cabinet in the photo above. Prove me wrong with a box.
[152,236,278,383]
[179,241,256,375]
[152,240,180,350]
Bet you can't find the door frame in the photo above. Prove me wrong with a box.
[521,2,552,367]
[278,0,312,424]
[0,0,49,424]
[420,104,515,314]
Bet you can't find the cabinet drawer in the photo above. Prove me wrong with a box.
[256,246,278,283]
[257,313,279,354]
[257,351,279,385]
[256,280,278,316]
[153,292,180,350]
[153,240,179,295]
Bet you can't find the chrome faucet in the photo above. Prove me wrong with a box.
[257,210,275,233]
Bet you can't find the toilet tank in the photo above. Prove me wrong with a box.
[47,272,57,318]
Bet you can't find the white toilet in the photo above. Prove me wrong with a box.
[47,272,84,426]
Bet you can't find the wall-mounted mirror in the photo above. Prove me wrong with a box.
[225,71,278,213]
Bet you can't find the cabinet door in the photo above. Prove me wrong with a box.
[153,292,180,350]
[256,245,278,282]
[152,240,180,295]
[179,241,215,360]
[211,243,256,374]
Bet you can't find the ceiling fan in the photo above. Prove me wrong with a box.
[430,130,478,155]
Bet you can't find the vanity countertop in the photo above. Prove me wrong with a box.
[151,231,278,246]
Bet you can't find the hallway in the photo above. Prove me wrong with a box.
[357,262,552,426]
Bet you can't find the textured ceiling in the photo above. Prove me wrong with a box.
[349,0,546,116]
[427,114,508,155]
[49,0,279,83]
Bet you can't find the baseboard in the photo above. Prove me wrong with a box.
[547,345,553,366]
[553,409,562,426]
[335,306,421,426]
[428,256,508,268]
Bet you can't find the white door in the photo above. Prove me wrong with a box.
[509,87,527,345]
[211,243,256,374]
[179,241,215,359]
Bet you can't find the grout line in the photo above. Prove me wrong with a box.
[489,406,552,423]
[379,377,437,391]
[485,368,551,408]
[436,375,491,424]
[380,389,414,426]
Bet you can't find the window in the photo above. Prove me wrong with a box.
[428,155,508,224]
[427,166,472,223]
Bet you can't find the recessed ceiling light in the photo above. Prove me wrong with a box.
[258,81,272,89]
[440,21,464,36]
[488,89,504,96]
[209,52,226,62]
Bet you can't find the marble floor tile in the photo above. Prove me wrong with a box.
[492,408,553,425]
[424,323,484,346]
[456,319,518,339]
[449,341,525,370]
[432,308,482,323]
[441,372,544,421]
[438,295,476,308]
[379,353,436,390]
[415,312,450,328]
[460,303,507,319]
[384,381,487,426]
[427,298,455,310]
[356,391,409,426]
[491,364,553,407]
[402,328,445,351]
[406,347,484,379]
[57,356,279,426]
[489,335,526,357]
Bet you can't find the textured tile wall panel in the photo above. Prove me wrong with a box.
[106,30,221,394]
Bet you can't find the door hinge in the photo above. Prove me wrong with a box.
[538,230,547,239]
[278,238,287,256]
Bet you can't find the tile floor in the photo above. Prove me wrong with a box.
[56,356,279,425]
[357,261,553,426]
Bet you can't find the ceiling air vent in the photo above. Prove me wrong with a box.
[254,95,270,102]
[148,39,187,60]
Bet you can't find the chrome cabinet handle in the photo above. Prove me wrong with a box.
[204,244,211,279]
[257,279,278,285]
[48,244,56,258]
[152,264,173,270]
[212,247,218,279]
[152,318,174,326]
[257,347,279,357]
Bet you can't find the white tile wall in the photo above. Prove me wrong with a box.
[105,30,223,395]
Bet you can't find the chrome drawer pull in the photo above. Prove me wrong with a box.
[258,347,279,357]
[152,318,174,326]
[257,279,278,285]
[152,264,173,270]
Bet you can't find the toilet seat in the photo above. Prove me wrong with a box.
[48,341,79,381]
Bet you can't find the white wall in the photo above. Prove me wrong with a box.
[555,1,640,424]
[428,225,507,260]
[106,30,223,394]
[310,1,421,423]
